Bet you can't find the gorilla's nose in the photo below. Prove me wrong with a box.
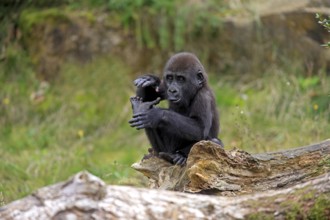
[168,88,178,94]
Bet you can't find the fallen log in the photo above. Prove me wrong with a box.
[1,171,329,219]
[0,139,329,219]
[132,139,330,194]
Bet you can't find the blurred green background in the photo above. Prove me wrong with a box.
[0,0,329,204]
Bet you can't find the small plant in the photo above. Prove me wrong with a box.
[316,13,330,48]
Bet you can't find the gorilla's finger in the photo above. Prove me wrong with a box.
[134,79,143,86]
[128,117,139,123]
[140,80,151,87]
[129,121,144,128]
[136,122,150,129]
[135,78,148,87]
[129,117,146,127]
[173,154,184,163]
[173,156,181,164]
[150,97,161,105]
[132,113,146,118]
[129,119,140,125]
[136,125,145,130]
[128,119,135,124]
[176,157,186,166]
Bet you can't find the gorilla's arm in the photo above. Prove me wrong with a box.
[134,75,166,102]
[129,108,208,141]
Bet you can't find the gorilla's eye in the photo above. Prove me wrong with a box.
[197,71,204,81]
[166,75,173,81]
[177,75,185,82]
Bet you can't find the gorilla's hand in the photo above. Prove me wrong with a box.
[129,108,163,130]
[159,152,187,165]
[130,97,161,114]
[134,75,160,88]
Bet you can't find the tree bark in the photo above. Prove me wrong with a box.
[132,139,330,194]
[1,139,329,220]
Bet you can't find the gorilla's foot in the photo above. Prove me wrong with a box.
[130,96,161,114]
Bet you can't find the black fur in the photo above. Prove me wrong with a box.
[129,52,223,165]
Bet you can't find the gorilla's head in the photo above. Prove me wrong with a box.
[163,52,207,106]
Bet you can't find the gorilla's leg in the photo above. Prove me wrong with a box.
[143,128,188,165]
[144,128,166,154]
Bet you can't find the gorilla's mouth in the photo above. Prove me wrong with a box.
[168,97,181,103]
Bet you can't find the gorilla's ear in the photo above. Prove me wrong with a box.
[197,71,205,87]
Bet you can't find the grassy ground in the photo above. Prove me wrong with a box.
[0,54,147,205]
[0,51,329,205]
[214,65,330,153]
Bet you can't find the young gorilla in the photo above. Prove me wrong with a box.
[129,52,223,165]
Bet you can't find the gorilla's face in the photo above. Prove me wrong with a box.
[164,72,185,104]
[163,53,206,106]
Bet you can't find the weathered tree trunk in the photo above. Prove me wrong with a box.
[132,139,330,194]
[1,172,329,219]
[1,139,329,220]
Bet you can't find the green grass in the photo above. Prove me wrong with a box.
[0,50,329,205]
[0,54,148,205]
[213,66,330,153]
